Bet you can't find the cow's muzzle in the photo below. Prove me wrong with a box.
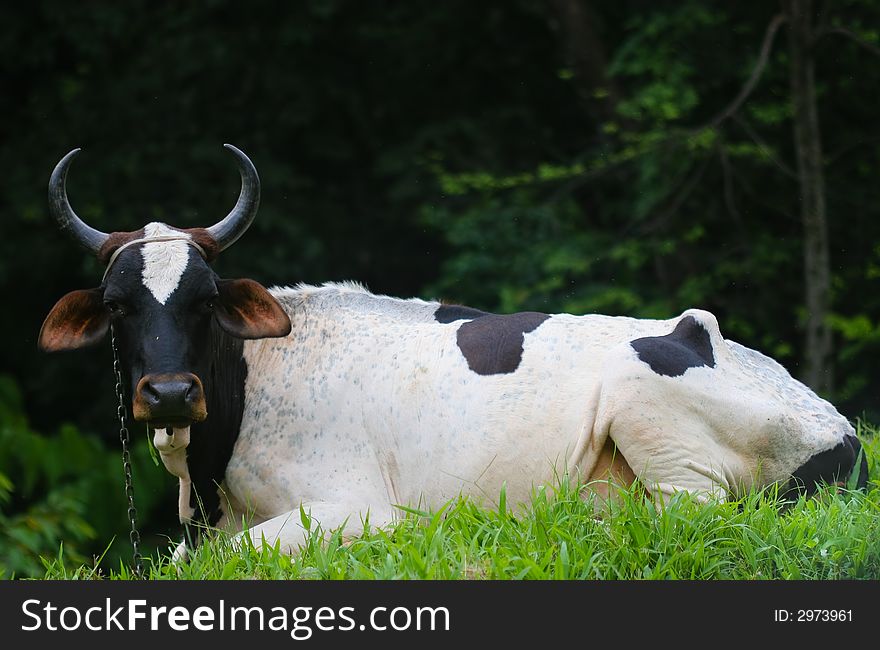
[783,434,867,498]
[133,372,208,427]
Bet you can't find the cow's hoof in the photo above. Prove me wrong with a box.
[171,540,188,563]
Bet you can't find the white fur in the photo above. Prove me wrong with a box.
[153,426,195,523]
[140,222,191,304]
[197,284,855,553]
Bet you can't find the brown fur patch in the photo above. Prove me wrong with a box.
[583,437,640,503]
[39,288,110,351]
[96,226,220,266]
[133,372,208,423]
[97,229,146,265]
[214,278,292,339]
[183,228,220,261]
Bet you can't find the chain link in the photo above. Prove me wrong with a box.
[110,326,143,578]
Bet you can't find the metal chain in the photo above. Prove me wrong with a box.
[110,325,144,578]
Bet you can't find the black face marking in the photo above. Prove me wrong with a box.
[185,319,248,541]
[105,246,247,543]
[630,315,716,377]
[455,311,549,375]
[783,434,861,499]
[434,304,489,323]
[105,246,218,400]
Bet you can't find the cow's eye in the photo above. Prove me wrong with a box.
[105,301,126,317]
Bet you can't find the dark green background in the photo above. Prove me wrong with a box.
[1,0,878,574]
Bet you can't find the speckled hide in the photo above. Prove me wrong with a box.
[208,282,855,554]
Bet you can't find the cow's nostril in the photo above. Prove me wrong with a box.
[184,378,200,404]
[141,380,162,405]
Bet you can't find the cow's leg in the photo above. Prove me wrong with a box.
[233,502,396,555]
[591,328,737,503]
[171,540,189,563]
[602,415,731,502]
[582,436,638,504]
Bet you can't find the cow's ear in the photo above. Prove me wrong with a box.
[39,288,110,352]
[214,279,291,339]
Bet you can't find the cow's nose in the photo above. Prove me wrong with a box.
[133,373,207,424]
[785,434,864,497]
[142,377,195,409]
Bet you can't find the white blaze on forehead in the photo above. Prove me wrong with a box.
[140,222,192,305]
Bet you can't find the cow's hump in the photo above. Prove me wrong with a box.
[434,304,489,323]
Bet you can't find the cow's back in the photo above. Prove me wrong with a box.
[223,284,687,519]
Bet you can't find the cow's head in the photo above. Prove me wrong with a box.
[39,145,291,431]
[598,310,868,502]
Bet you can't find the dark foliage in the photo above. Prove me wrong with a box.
[1,0,878,572]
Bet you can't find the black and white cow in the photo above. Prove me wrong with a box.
[40,146,868,557]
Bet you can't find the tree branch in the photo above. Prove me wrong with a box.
[827,133,880,165]
[638,154,712,235]
[816,26,880,58]
[549,14,788,204]
[546,0,625,126]
[727,160,799,224]
[719,146,742,226]
[693,13,788,133]
[731,114,798,178]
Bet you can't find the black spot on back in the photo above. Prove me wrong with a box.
[456,312,550,375]
[630,315,715,377]
[434,304,489,323]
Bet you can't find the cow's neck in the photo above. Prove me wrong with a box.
[182,320,248,544]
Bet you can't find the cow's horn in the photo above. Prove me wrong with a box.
[48,148,110,255]
[206,144,261,252]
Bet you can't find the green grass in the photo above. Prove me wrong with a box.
[41,422,880,580]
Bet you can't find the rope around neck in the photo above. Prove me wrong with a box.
[103,235,207,282]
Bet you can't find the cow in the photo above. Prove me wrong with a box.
[40,145,868,558]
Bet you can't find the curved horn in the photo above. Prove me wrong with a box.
[206,144,261,252]
[48,148,110,255]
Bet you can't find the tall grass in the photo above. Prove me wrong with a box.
[42,422,880,580]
